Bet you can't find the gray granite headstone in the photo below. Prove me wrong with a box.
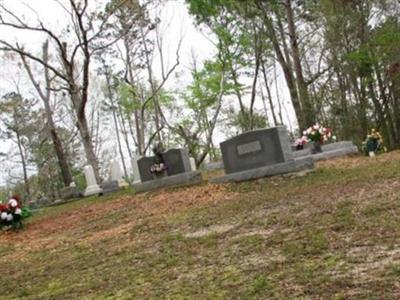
[102,180,120,194]
[137,156,157,182]
[220,126,293,174]
[131,156,142,183]
[137,148,192,182]
[133,148,203,192]
[162,148,191,176]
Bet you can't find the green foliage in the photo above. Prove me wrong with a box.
[117,82,141,114]
[227,107,267,133]
[71,168,87,192]
[345,47,373,76]
[157,89,175,108]
[186,0,233,22]
[0,92,37,139]
[174,56,230,162]
[372,17,400,64]
[0,91,80,200]
[186,59,227,110]
[21,207,32,219]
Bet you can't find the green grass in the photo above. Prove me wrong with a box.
[2,152,400,299]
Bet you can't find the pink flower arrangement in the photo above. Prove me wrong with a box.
[294,136,308,150]
[302,124,334,143]
[150,162,167,174]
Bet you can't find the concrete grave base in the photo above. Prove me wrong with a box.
[210,156,314,184]
[132,171,203,193]
[60,186,81,200]
[84,185,102,197]
[293,141,358,161]
[202,161,224,171]
[309,145,358,161]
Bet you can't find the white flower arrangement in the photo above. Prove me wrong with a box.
[1,195,31,231]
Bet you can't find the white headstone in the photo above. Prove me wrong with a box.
[110,159,128,187]
[190,157,196,171]
[131,156,142,183]
[83,165,102,196]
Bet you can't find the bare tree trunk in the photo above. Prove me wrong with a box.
[116,108,133,159]
[75,109,100,181]
[140,26,163,145]
[374,61,397,147]
[256,0,303,128]
[16,131,30,200]
[197,66,226,165]
[19,41,73,186]
[261,61,278,126]
[249,28,261,130]
[390,77,400,145]
[133,97,145,156]
[284,0,313,127]
[273,60,284,125]
[368,78,392,147]
[60,54,100,182]
[332,54,351,139]
[229,65,247,130]
[45,105,73,186]
[203,112,218,161]
[104,64,128,178]
[259,82,271,127]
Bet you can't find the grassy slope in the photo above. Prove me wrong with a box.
[1,152,400,299]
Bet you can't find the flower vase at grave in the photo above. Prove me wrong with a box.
[311,140,323,154]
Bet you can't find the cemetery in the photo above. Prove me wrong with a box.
[24,125,360,206]
[1,0,400,298]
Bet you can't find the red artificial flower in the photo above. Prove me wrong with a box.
[0,204,7,212]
